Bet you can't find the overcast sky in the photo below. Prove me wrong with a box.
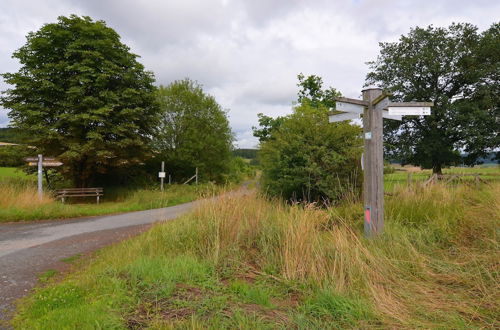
[0,0,498,148]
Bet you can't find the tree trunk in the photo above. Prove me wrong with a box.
[432,163,443,175]
[43,168,51,189]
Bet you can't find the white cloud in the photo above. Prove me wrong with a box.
[1,0,499,147]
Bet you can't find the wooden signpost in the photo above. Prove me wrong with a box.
[25,155,63,199]
[329,88,433,237]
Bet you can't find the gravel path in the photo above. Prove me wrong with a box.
[0,201,199,326]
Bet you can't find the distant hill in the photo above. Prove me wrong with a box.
[233,148,258,159]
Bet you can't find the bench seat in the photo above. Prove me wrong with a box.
[55,188,103,204]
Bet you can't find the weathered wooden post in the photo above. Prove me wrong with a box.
[329,87,433,237]
[362,88,384,236]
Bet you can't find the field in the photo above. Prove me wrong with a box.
[0,167,222,223]
[11,178,500,328]
[385,165,500,190]
[0,167,32,179]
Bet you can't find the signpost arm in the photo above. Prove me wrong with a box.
[37,154,43,200]
[362,88,384,236]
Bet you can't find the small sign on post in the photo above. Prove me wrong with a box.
[160,161,165,191]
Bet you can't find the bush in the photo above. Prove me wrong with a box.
[258,104,362,204]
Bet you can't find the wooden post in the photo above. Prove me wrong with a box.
[37,154,43,200]
[195,167,198,185]
[161,161,165,191]
[330,88,432,238]
[362,88,384,237]
[168,174,171,185]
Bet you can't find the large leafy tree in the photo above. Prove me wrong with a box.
[155,79,233,183]
[1,15,159,187]
[366,23,499,173]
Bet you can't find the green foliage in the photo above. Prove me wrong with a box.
[252,112,286,143]
[0,146,31,167]
[302,289,375,327]
[225,156,255,183]
[155,79,234,183]
[366,22,500,173]
[232,148,258,159]
[1,15,159,187]
[0,127,28,144]
[252,74,341,144]
[297,73,340,108]
[258,103,362,203]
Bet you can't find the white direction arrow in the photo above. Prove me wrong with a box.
[375,97,402,121]
[336,101,365,114]
[382,111,402,121]
[329,112,360,123]
[388,106,431,116]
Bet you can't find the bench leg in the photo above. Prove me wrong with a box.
[61,197,65,204]
[97,195,100,204]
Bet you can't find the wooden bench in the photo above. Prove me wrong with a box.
[55,188,103,204]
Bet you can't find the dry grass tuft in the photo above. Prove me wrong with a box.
[0,181,53,208]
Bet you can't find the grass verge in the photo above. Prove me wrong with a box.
[12,182,500,328]
[0,178,222,222]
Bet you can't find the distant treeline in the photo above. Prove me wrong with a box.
[232,149,258,159]
[390,152,499,166]
[0,127,27,144]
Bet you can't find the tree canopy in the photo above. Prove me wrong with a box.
[155,79,233,183]
[1,15,159,187]
[366,22,499,173]
[297,73,339,108]
[253,74,340,143]
[254,74,362,203]
[258,103,362,203]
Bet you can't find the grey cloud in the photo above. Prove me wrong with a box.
[1,0,499,147]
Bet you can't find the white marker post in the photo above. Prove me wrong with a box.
[37,154,43,200]
[159,161,166,191]
[329,89,433,237]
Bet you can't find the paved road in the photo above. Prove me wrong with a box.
[0,200,200,326]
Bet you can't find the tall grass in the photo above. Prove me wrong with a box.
[0,179,220,222]
[0,178,53,208]
[12,182,500,328]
